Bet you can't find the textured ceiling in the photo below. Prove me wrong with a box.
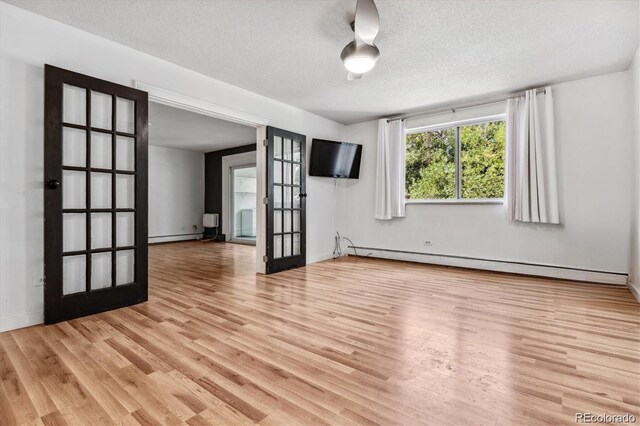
[7,0,639,124]
[149,102,255,152]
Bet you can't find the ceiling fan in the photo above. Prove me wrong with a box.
[340,0,380,80]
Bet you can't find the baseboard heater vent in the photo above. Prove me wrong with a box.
[150,232,202,239]
[149,233,203,244]
[347,245,627,285]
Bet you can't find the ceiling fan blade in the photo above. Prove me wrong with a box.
[354,0,379,45]
[347,72,364,80]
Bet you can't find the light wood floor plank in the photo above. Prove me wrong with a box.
[0,241,638,425]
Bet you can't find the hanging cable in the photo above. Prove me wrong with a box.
[333,231,342,258]
[342,236,360,257]
[333,232,372,258]
[331,179,371,258]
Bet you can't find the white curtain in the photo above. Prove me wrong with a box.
[375,118,406,220]
[505,87,559,224]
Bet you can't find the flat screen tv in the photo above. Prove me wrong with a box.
[309,139,362,179]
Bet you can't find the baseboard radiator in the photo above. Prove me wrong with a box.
[347,245,628,285]
[149,233,202,244]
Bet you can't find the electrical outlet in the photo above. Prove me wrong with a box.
[424,240,432,247]
[33,276,44,287]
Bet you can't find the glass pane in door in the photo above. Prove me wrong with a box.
[116,212,135,246]
[91,132,112,169]
[274,136,282,159]
[63,84,86,125]
[284,162,292,185]
[91,91,112,130]
[293,210,300,232]
[274,160,282,184]
[293,140,301,162]
[293,233,301,255]
[273,235,282,259]
[116,97,135,134]
[283,187,292,209]
[91,172,111,208]
[274,186,282,208]
[283,210,291,233]
[274,210,282,234]
[91,252,112,290]
[283,234,292,257]
[116,136,135,171]
[293,163,301,185]
[63,214,85,252]
[62,127,86,167]
[63,171,86,209]
[91,213,112,249]
[63,255,86,295]
[116,174,135,208]
[283,138,292,160]
[292,186,300,208]
[231,166,256,242]
[116,250,135,286]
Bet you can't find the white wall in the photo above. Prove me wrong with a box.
[630,43,640,300]
[0,3,343,331]
[148,146,204,244]
[338,71,634,284]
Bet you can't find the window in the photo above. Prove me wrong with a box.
[405,118,505,201]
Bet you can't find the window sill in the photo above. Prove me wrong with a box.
[405,199,504,205]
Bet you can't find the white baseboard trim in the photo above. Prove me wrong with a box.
[306,253,334,265]
[0,311,43,333]
[349,247,627,285]
[149,233,203,244]
[628,280,640,302]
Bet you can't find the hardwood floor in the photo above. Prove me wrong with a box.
[1,241,639,425]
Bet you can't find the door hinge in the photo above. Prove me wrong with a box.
[263,139,268,147]
[263,197,268,205]
[262,255,268,262]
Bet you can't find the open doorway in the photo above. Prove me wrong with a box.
[140,83,310,276]
[147,99,261,269]
[230,165,257,244]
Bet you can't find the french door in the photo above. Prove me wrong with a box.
[266,127,306,273]
[44,65,148,324]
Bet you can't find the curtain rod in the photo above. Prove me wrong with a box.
[386,87,547,123]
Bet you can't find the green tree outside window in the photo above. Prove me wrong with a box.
[405,121,505,200]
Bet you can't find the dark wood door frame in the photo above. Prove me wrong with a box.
[265,126,306,274]
[44,65,149,324]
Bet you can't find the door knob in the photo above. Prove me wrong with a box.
[298,193,307,198]
[46,179,60,189]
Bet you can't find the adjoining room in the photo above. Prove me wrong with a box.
[147,101,258,278]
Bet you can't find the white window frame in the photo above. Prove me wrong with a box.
[229,163,257,245]
[405,113,506,205]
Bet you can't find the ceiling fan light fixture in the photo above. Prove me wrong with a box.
[340,40,380,74]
